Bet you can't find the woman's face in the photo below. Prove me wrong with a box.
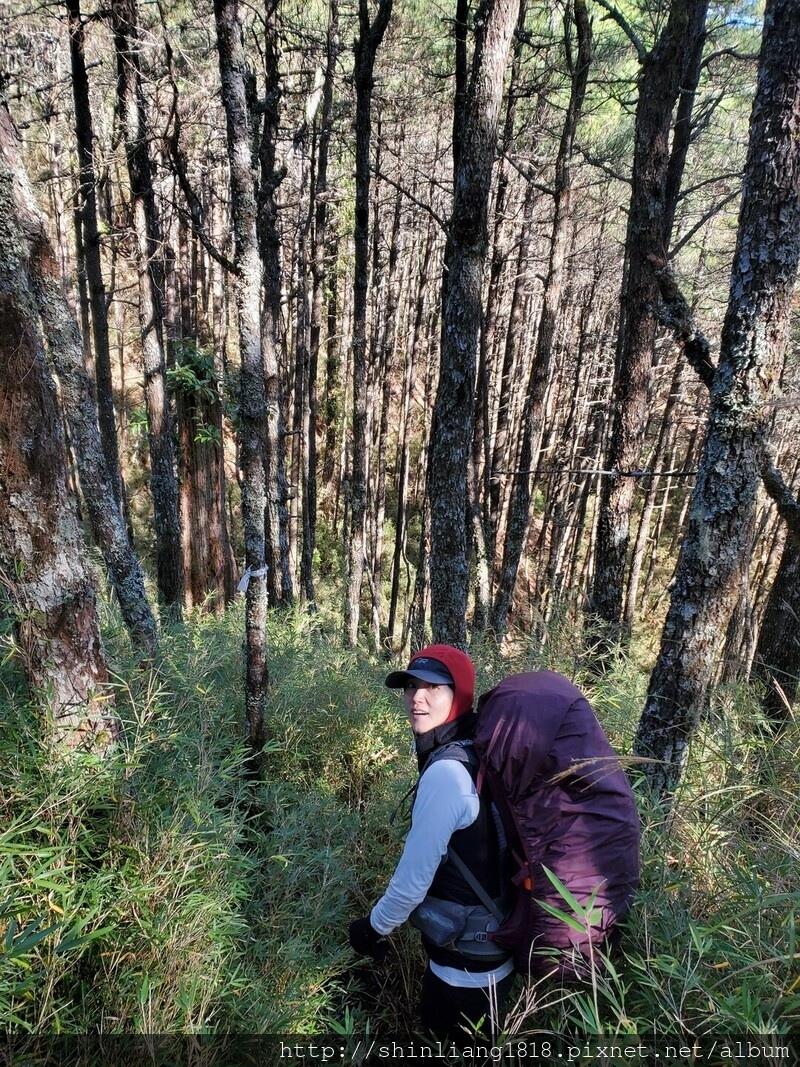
[403,679,454,734]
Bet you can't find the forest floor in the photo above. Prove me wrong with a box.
[1,601,798,1043]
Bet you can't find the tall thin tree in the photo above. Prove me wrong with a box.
[307,0,340,608]
[633,0,800,800]
[586,0,709,648]
[490,0,592,640]
[66,0,127,513]
[110,0,184,615]
[428,0,521,649]
[214,0,270,761]
[344,0,393,647]
[258,0,293,609]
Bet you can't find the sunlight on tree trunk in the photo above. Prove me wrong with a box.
[214,0,270,763]
[429,0,521,649]
[634,0,800,801]
[0,105,119,751]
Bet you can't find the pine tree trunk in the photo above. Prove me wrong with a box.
[429,0,521,648]
[111,0,184,615]
[479,0,528,531]
[490,0,591,640]
[292,119,314,606]
[368,183,403,649]
[487,178,537,574]
[587,0,709,644]
[406,308,439,652]
[258,0,293,609]
[304,37,336,610]
[387,318,416,647]
[634,0,800,799]
[67,0,127,515]
[344,0,393,647]
[312,0,339,507]
[623,358,687,627]
[0,104,119,749]
[388,220,436,646]
[214,0,270,760]
[322,231,341,486]
[4,102,158,660]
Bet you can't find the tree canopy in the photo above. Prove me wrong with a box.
[0,0,797,799]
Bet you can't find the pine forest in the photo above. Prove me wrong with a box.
[1,0,799,1046]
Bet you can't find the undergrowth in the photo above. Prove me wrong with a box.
[0,604,798,1038]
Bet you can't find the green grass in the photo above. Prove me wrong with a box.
[0,603,798,1037]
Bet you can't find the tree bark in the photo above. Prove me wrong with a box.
[0,104,119,750]
[428,0,521,648]
[369,182,403,651]
[633,0,800,799]
[586,0,709,646]
[258,0,293,609]
[314,0,340,510]
[214,0,270,761]
[111,0,184,615]
[3,103,158,662]
[66,0,127,514]
[305,1,338,608]
[344,0,393,647]
[490,0,592,641]
[291,85,317,610]
[321,231,341,486]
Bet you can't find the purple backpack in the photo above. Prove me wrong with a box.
[472,671,641,977]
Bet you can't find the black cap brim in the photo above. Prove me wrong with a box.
[385,666,454,689]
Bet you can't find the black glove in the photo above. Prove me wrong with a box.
[349,916,389,962]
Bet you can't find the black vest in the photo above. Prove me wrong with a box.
[414,721,506,970]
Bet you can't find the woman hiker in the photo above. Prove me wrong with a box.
[348,645,514,1042]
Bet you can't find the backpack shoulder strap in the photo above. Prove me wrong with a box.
[424,738,478,773]
[427,742,508,920]
[391,740,476,827]
[445,845,506,923]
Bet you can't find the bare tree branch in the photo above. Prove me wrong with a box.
[592,0,647,63]
[157,13,238,275]
[669,190,740,257]
[372,165,448,231]
[701,45,760,69]
[497,147,556,195]
[650,255,800,543]
[575,145,629,184]
[761,455,800,549]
